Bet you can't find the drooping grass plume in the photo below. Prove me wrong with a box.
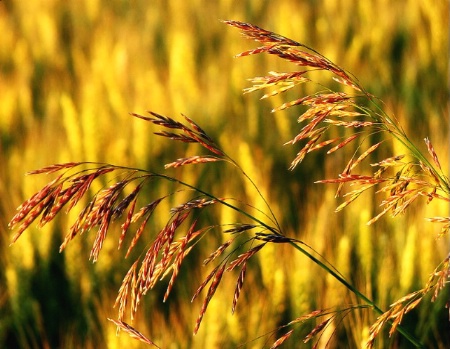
[8,20,449,348]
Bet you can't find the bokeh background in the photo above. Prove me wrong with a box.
[1,1,449,348]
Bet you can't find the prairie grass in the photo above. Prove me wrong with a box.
[1,1,449,348]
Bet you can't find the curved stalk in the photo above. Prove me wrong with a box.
[288,241,424,348]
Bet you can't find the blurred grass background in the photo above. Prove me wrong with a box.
[0,0,449,348]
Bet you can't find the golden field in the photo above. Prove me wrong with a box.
[0,1,449,348]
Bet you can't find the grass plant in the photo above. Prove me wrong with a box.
[8,20,450,348]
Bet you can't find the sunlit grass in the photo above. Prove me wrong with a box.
[1,0,448,348]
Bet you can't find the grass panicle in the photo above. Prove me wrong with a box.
[8,20,449,348]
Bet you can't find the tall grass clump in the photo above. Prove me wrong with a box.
[8,20,449,348]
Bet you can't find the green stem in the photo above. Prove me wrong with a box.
[152,172,279,233]
[288,241,424,348]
